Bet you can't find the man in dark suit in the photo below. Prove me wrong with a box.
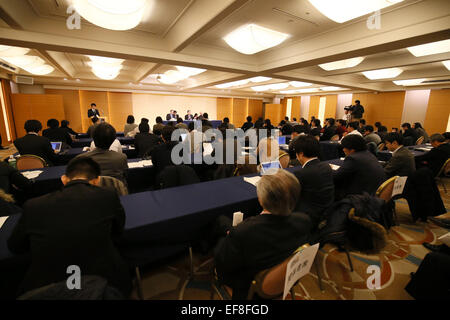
[134,122,161,158]
[401,122,420,146]
[75,122,128,183]
[214,170,311,299]
[166,109,176,120]
[241,116,253,132]
[383,132,416,177]
[0,161,32,194]
[14,120,60,166]
[350,100,364,121]
[87,103,100,122]
[184,110,194,120]
[293,135,334,227]
[150,126,179,179]
[415,133,450,176]
[320,118,337,141]
[333,135,386,199]
[7,157,131,297]
[42,119,72,147]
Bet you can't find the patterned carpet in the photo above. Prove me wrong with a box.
[131,178,450,300]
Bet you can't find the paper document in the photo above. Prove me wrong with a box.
[128,162,143,168]
[438,233,450,247]
[416,147,432,152]
[243,176,261,187]
[22,170,43,179]
[232,212,244,227]
[82,147,90,152]
[329,164,340,171]
[0,216,8,229]
[141,160,153,167]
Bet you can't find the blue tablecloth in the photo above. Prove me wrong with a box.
[72,137,134,148]
[163,120,222,129]
[377,145,431,161]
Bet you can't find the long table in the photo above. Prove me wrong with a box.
[77,132,125,139]
[71,136,134,148]
[377,144,432,161]
[163,120,223,128]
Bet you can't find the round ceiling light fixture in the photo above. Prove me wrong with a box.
[73,0,148,31]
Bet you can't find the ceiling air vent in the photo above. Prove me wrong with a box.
[422,79,450,84]
[13,75,34,85]
[0,61,16,73]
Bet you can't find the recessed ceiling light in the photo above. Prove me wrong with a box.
[73,0,147,30]
[442,60,450,71]
[269,82,289,90]
[0,45,30,57]
[318,57,365,71]
[248,76,272,83]
[215,79,250,89]
[223,24,289,55]
[407,39,450,57]
[289,81,312,87]
[308,0,404,23]
[251,85,271,92]
[393,78,426,86]
[362,67,403,80]
[175,66,207,77]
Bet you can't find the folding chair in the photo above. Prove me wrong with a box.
[375,176,399,225]
[435,158,450,193]
[278,152,290,169]
[16,154,47,170]
[377,143,385,152]
[331,134,340,141]
[415,136,424,145]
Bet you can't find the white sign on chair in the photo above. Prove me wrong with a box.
[392,176,408,197]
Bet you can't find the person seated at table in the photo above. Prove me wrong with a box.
[288,125,309,165]
[60,120,78,137]
[175,117,188,130]
[358,119,366,134]
[363,125,381,145]
[76,123,128,183]
[383,132,416,177]
[415,133,450,176]
[310,119,321,137]
[377,125,388,142]
[443,132,450,144]
[333,135,386,200]
[335,119,347,139]
[87,117,99,138]
[150,126,179,178]
[134,122,161,158]
[7,157,131,298]
[213,169,311,299]
[374,122,382,132]
[320,118,337,141]
[166,109,175,121]
[254,117,264,129]
[14,120,60,166]
[42,119,72,147]
[89,135,123,153]
[401,122,420,146]
[241,116,253,132]
[257,137,279,164]
[341,121,362,140]
[201,113,213,132]
[293,135,334,228]
[153,116,165,136]
[281,123,294,136]
[413,122,430,143]
[184,110,193,121]
[0,161,32,195]
[123,115,138,137]
[187,121,204,154]
[223,117,235,130]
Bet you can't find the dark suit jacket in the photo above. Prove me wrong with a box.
[134,133,161,158]
[166,113,175,120]
[294,159,335,226]
[75,148,128,183]
[333,150,386,199]
[415,143,450,176]
[214,212,311,297]
[87,108,100,119]
[0,162,32,194]
[320,125,337,141]
[150,141,179,177]
[7,180,131,296]
[14,134,59,166]
[402,128,420,143]
[42,128,72,146]
[241,121,253,132]
[384,146,416,177]
[185,114,194,120]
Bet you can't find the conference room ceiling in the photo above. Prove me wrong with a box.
[0,0,448,99]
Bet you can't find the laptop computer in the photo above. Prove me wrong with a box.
[51,142,62,152]
[278,136,286,145]
[260,160,282,174]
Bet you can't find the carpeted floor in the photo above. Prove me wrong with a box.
[131,178,450,300]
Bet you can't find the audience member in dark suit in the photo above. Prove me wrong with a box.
[60,120,78,136]
[415,133,450,176]
[14,120,60,166]
[377,125,388,142]
[201,113,213,133]
[42,119,72,147]
[292,135,334,227]
[153,116,165,136]
[383,132,416,177]
[254,117,264,129]
[0,161,32,194]
[363,125,382,145]
[241,116,253,132]
[214,170,311,299]
[75,122,128,183]
[335,120,347,139]
[401,122,420,145]
[288,125,309,166]
[320,118,337,141]
[150,126,179,179]
[87,117,99,138]
[310,119,321,137]
[333,135,386,200]
[134,123,161,158]
[7,157,131,297]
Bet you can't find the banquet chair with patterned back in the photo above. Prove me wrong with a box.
[415,136,425,145]
[375,176,399,226]
[16,155,47,171]
[377,143,385,152]
[331,134,340,141]
[278,152,290,169]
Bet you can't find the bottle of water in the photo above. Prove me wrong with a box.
[8,155,16,169]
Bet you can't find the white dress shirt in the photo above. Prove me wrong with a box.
[90,139,123,153]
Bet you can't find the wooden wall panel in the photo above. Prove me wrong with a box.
[45,89,82,133]
[425,88,450,134]
[248,99,263,121]
[308,96,320,120]
[79,90,109,132]
[232,98,247,126]
[264,104,282,126]
[291,97,301,121]
[107,92,133,132]
[11,94,64,137]
[0,80,16,144]
[324,95,337,119]
[216,97,233,122]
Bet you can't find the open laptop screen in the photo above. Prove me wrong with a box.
[51,142,62,152]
